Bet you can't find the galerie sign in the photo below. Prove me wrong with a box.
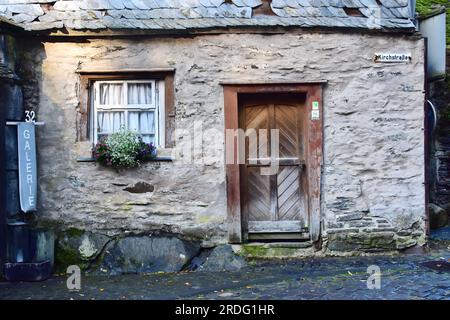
[17,122,37,212]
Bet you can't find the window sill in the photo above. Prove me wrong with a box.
[76,156,173,163]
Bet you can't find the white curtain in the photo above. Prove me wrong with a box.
[128,83,152,104]
[100,83,123,105]
[128,112,140,132]
[96,82,155,143]
[128,111,155,143]
[98,112,125,134]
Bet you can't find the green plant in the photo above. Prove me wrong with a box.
[441,105,450,119]
[416,0,450,47]
[107,129,141,167]
[93,129,156,168]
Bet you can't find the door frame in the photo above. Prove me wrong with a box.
[222,82,325,244]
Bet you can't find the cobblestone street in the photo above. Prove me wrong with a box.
[1,245,449,300]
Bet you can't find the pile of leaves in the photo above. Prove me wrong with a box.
[93,129,157,168]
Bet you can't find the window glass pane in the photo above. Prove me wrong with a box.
[128,83,152,105]
[128,112,140,133]
[100,83,123,105]
[141,135,155,144]
[128,111,155,134]
[97,111,125,134]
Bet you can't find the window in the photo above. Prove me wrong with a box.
[92,80,165,146]
[77,70,175,148]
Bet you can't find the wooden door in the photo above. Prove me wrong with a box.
[240,94,309,241]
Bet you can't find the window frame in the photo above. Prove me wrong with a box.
[92,79,160,145]
[222,82,324,244]
[76,70,175,149]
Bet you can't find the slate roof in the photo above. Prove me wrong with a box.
[0,0,415,33]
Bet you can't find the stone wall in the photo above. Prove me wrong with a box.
[17,31,426,253]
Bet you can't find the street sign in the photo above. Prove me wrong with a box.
[17,122,37,212]
[374,53,412,63]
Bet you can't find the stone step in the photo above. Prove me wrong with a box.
[247,241,313,249]
[232,241,315,259]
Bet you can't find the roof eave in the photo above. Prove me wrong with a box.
[16,24,418,38]
[0,17,25,35]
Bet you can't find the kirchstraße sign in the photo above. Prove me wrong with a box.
[373,53,412,63]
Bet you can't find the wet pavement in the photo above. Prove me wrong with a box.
[1,246,449,300]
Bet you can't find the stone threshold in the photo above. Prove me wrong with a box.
[232,241,316,259]
[231,241,410,259]
[244,241,313,249]
[76,156,173,162]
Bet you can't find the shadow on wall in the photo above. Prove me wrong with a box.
[13,39,47,228]
[16,39,74,225]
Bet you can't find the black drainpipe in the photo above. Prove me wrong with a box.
[0,25,25,279]
[0,45,6,279]
[424,37,430,236]
[0,31,8,279]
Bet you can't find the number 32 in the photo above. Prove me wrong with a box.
[25,110,36,123]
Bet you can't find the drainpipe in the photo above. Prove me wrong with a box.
[0,35,6,279]
[0,23,20,277]
[424,36,431,236]
[427,99,438,226]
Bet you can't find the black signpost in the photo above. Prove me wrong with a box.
[0,19,53,282]
[3,121,52,282]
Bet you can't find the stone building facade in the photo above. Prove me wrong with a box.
[1,0,427,271]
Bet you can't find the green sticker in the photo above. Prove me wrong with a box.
[312,101,319,109]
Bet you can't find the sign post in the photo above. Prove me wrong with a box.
[3,120,53,282]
